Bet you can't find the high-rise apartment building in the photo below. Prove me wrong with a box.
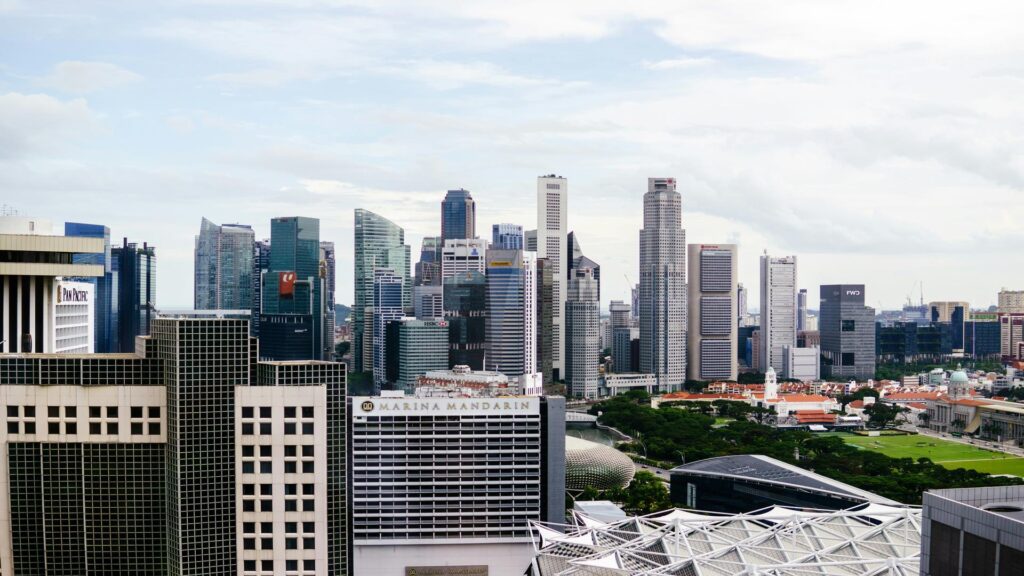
[353,209,410,372]
[259,217,324,361]
[443,270,487,370]
[485,249,537,377]
[0,312,348,576]
[112,237,156,353]
[797,288,808,332]
[759,254,797,373]
[493,223,524,250]
[565,268,600,399]
[639,177,687,392]
[194,218,255,312]
[441,188,476,241]
[998,289,1024,313]
[567,231,600,304]
[441,238,487,281]
[820,284,876,380]
[64,222,114,351]
[372,269,404,392]
[348,391,565,576]
[687,244,738,381]
[537,175,567,380]
[384,317,450,391]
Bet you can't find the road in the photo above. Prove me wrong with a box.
[634,462,673,483]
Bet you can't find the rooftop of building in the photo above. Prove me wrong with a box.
[927,485,1024,525]
[766,393,831,403]
[672,454,900,505]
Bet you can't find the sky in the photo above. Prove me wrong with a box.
[2,1,1023,311]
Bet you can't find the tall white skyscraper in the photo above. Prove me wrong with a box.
[639,177,687,392]
[536,175,567,379]
[687,244,738,381]
[523,251,538,379]
[759,253,798,373]
[441,238,487,281]
[737,283,748,320]
[565,268,600,399]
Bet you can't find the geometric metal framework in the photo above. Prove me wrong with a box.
[565,436,636,492]
[529,503,921,575]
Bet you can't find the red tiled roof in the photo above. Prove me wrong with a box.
[849,400,865,409]
[884,392,943,402]
[907,402,928,410]
[767,394,831,404]
[794,410,837,424]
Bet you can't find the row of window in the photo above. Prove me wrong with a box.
[5,405,161,419]
[242,536,316,550]
[241,406,315,419]
[241,445,315,458]
[241,499,316,512]
[242,460,316,474]
[242,422,315,435]
[6,420,160,436]
[242,559,316,573]
[242,484,316,497]
[243,521,316,534]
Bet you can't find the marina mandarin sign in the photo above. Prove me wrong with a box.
[352,396,539,417]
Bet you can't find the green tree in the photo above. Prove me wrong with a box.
[864,403,907,430]
[606,471,672,515]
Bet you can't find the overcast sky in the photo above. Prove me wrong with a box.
[3,1,1023,311]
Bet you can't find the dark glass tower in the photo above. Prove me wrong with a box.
[111,238,156,353]
[441,189,476,241]
[64,222,114,352]
[443,270,486,370]
[259,217,323,360]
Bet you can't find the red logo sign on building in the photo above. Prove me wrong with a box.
[279,271,296,298]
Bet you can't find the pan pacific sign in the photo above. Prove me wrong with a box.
[352,396,538,416]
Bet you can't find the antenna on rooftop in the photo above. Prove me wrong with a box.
[0,204,19,216]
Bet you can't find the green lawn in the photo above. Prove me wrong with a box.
[826,433,1024,477]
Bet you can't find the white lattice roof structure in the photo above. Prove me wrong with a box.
[528,503,921,575]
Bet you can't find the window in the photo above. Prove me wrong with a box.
[261,537,273,549]
[260,461,272,474]
[285,406,296,418]
[106,406,118,417]
[259,406,272,418]
[49,422,60,434]
[7,422,19,434]
[149,406,160,418]
[259,445,272,457]
[260,500,273,512]
[302,406,314,418]
[6,405,17,417]
[286,538,298,550]
[243,445,255,457]
[259,422,272,435]
[262,560,273,572]
[302,422,314,435]
[842,319,856,332]
[261,522,273,533]
[302,484,314,495]
[24,406,34,417]
[148,422,160,435]
[302,461,314,473]
[304,560,315,571]
[243,462,255,474]
[284,422,296,435]
[64,406,76,418]
[285,500,297,512]
[842,352,855,365]
[242,423,254,435]
[242,406,254,418]
[285,484,297,495]
[286,560,298,571]
[243,484,255,496]
[303,537,315,549]
[260,484,273,496]
[89,406,101,418]
[302,445,314,457]
[132,422,144,435]
[303,499,315,512]
[243,522,256,533]
[65,422,77,434]
[48,406,60,418]
[285,522,297,533]
[131,406,143,418]
[24,422,35,434]
[106,422,118,434]
[244,560,256,571]
[285,462,297,473]
[243,538,256,550]
[303,522,314,533]
[89,422,101,434]
[285,445,297,457]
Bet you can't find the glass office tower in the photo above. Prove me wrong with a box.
[353,209,410,372]
[441,189,476,242]
[65,222,114,352]
[259,216,323,360]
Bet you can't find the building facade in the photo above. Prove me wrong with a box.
[783,345,821,382]
[0,313,348,576]
[759,254,797,373]
[567,231,600,304]
[639,177,687,392]
[320,241,336,360]
[384,317,450,392]
[112,238,157,353]
[1,217,104,354]
[252,238,271,337]
[353,209,410,372]
[921,486,1024,576]
[565,268,600,399]
[485,249,533,377]
[414,236,442,287]
[820,284,876,380]
[609,300,632,374]
[536,175,568,380]
[687,244,738,382]
[372,269,404,392]
[194,218,255,312]
[1000,313,1024,359]
[348,392,565,576]
[441,238,487,282]
[259,217,325,361]
[53,280,94,353]
[998,289,1024,314]
[444,270,487,370]
[797,288,808,332]
[492,223,524,250]
[441,188,476,242]
[535,257,554,384]
[412,284,444,320]
[64,222,114,351]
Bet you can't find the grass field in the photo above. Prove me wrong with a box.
[824,433,1024,477]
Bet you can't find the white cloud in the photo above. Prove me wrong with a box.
[643,56,714,70]
[38,61,142,94]
[0,92,97,159]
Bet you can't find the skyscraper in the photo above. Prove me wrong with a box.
[441,238,487,281]
[493,223,524,250]
[537,175,568,380]
[820,284,876,380]
[353,209,410,372]
[320,240,336,359]
[639,177,687,392]
[567,231,601,304]
[609,300,632,374]
[565,268,600,399]
[524,229,538,252]
[384,317,450,392]
[372,269,404,392]
[412,284,444,319]
[414,236,442,286]
[194,218,255,311]
[65,221,114,352]
[112,237,156,353]
[687,244,738,381]
[759,254,797,373]
[485,249,536,377]
[443,270,487,370]
[535,257,554,384]
[737,283,748,324]
[441,188,476,241]
[259,216,323,361]
[251,238,270,337]
[797,288,808,332]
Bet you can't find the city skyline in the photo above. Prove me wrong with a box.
[4,2,1024,311]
